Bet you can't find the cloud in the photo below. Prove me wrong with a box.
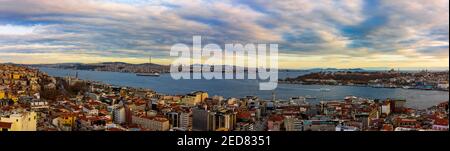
[0,0,448,68]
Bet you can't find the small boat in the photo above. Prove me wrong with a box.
[136,72,160,77]
[136,56,161,77]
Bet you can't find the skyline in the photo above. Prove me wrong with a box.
[0,0,449,69]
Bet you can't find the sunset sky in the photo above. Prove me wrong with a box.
[0,0,448,69]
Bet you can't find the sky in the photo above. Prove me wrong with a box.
[0,0,448,69]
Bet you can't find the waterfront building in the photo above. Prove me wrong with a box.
[0,111,37,131]
[167,112,180,128]
[179,112,191,129]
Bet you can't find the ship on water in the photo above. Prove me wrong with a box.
[136,56,160,77]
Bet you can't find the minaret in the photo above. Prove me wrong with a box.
[145,100,150,115]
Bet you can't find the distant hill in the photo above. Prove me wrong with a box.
[24,62,170,73]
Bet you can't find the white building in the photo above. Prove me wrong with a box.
[335,125,359,131]
[394,127,415,131]
[437,83,449,89]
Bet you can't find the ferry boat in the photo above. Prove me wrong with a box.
[136,72,160,77]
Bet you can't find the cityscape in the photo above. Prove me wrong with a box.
[0,64,448,131]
